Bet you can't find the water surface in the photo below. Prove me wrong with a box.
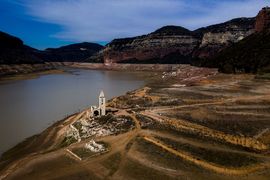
[0,69,147,155]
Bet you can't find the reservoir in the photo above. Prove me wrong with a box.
[0,68,147,155]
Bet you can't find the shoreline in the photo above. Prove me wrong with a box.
[2,66,270,179]
[0,66,159,162]
[0,65,216,165]
[0,62,75,77]
[69,62,199,72]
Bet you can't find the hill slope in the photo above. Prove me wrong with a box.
[39,42,104,62]
[102,18,255,64]
[206,30,270,73]
[0,31,104,64]
[0,31,43,64]
[203,7,270,73]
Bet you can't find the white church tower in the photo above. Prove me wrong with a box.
[99,90,106,116]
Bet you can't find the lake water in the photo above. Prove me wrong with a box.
[0,68,147,155]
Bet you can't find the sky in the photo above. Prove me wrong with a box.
[1,0,269,50]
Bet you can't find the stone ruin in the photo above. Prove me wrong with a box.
[84,140,106,153]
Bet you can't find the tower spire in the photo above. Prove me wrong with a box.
[99,90,106,116]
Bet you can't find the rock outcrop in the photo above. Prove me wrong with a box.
[103,26,200,64]
[193,18,255,58]
[207,8,270,73]
[102,18,255,64]
[255,7,270,32]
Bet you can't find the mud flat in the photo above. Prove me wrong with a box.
[1,65,270,180]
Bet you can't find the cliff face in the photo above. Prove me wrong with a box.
[207,7,270,73]
[255,7,270,32]
[208,29,270,73]
[193,18,255,58]
[103,26,200,64]
[103,18,255,64]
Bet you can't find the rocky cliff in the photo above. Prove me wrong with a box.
[102,18,255,64]
[193,18,255,58]
[207,7,270,73]
[255,7,270,32]
[103,26,200,64]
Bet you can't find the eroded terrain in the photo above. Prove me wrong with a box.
[1,66,270,180]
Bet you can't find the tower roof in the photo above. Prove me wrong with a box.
[99,90,105,97]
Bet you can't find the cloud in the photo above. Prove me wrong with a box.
[19,0,269,42]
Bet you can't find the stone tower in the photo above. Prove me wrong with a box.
[99,90,106,116]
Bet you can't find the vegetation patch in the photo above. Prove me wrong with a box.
[154,136,260,167]
[135,114,157,129]
[102,152,122,176]
[149,124,258,152]
[59,136,77,148]
[256,73,270,80]
[135,137,201,172]
[122,158,176,180]
[163,109,270,137]
[115,115,135,133]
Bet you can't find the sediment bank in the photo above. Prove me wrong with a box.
[0,62,74,77]
[69,63,196,72]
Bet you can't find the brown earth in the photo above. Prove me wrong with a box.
[1,66,270,179]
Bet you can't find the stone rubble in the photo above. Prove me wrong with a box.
[84,140,106,153]
[66,124,81,142]
[65,115,134,143]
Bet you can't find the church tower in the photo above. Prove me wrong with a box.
[99,90,106,116]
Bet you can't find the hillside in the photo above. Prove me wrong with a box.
[39,42,104,62]
[204,29,270,73]
[0,31,104,64]
[102,17,255,64]
[203,7,270,73]
[0,31,43,64]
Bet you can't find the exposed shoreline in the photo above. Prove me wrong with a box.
[0,62,75,77]
[69,63,197,72]
[0,62,203,78]
[0,65,216,171]
[2,65,270,179]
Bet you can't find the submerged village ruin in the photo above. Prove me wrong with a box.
[66,91,108,154]
[64,90,135,157]
[1,65,270,179]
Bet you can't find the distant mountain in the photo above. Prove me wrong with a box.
[0,31,43,64]
[0,31,104,64]
[39,42,104,62]
[203,7,270,73]
[102,17,255,64]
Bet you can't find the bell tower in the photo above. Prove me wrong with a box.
[99,90,106,116]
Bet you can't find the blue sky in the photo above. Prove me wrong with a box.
[1,0,269,50]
